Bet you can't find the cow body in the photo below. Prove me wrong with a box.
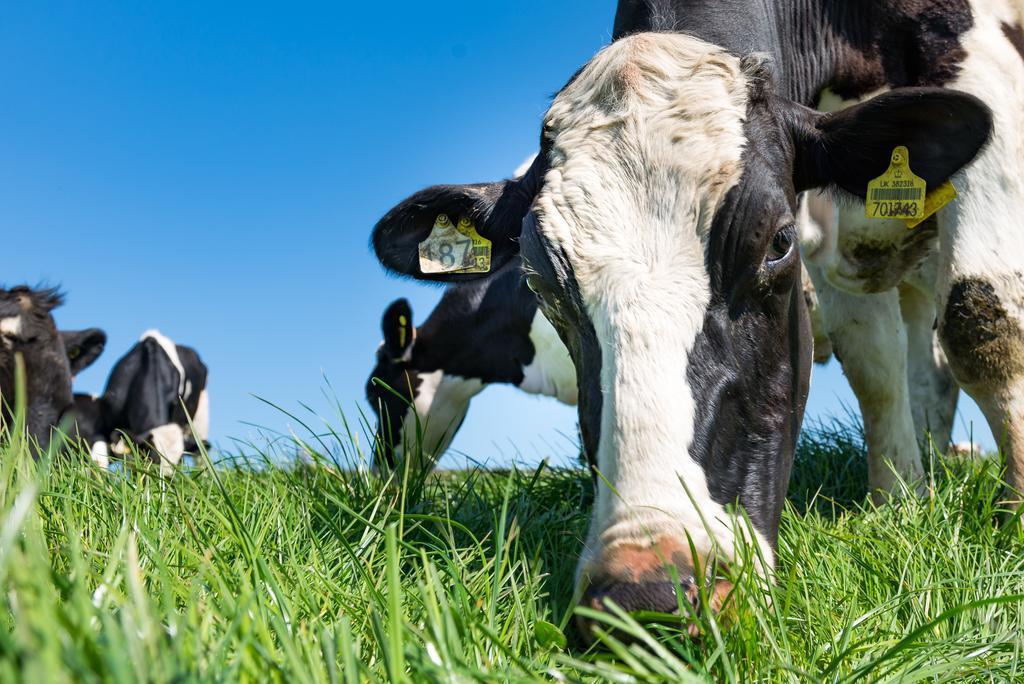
[366,257,576,469]
[371,0,997,633]
[70,330,210,475]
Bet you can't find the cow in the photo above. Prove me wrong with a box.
[0,286,107,452]
[368,202,835,471]
[366,258,577,470]
[371,1,1001,634]
[68,330,210,475]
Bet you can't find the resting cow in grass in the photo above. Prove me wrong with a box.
[0,286,107,452]
[372,0,1009,635]
[69,330,210,475]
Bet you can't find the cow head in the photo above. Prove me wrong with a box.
[372,34,991,633]
[0,287,94,450]
[366,298,479,470]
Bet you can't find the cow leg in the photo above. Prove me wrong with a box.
[806,263,923,501]
[145,424,185,477]
[898,278,959,454]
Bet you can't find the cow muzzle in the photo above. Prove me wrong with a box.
[575,536,734,642]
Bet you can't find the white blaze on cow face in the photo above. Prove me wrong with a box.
[0,316,22,348]
[530,34,773,580]
[393,370,484,469]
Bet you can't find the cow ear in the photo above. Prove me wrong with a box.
[61,328,107,375]
[791,88,992,197]
[381,298,415,359]
[372,155,545,282]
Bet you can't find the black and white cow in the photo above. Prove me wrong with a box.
[0,286,107,452]
[368,202,837,471]
[372,1,999,630]
[366,257,577,469]
[69,330,209,475]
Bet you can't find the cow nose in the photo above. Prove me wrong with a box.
[584,578,692,614]
[576,541,731,642]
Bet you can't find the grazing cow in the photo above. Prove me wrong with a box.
[368,202,833,470]
[372,1,998,632]
[0,286,107,451]
[366,257,577,469]
[69,330,210,474]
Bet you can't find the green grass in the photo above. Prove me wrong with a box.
[1,412,1024,682]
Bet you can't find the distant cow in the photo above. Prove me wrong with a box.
[69,330,209,474]
[0,286,107,451]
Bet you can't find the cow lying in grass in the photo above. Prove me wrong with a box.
[372,0,1009,636]
[70,330,210,475]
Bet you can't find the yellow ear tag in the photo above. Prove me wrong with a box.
[904,180,957,229]
[417,213,491,274]
[865,146,926,221]
[397,314,408,348]
[452,217,491,274]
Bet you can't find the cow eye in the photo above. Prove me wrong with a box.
[767,225,796,263]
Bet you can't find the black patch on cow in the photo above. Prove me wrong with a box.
[611,1,974,105]
[1002,21,1024,62]
[685,86,812,546]
[942,278,1024,387]
[825,0,974,99]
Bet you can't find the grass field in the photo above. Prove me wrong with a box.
[1,414,1024,682]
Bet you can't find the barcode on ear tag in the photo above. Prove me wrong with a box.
[418,215,492,274]
[865,146,926,221]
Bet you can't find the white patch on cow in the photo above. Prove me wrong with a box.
[192,389,210,443]
[140,329,187,397]
[513,153,538,179]
[0,316,22,348]
[147,423,185,477]
[534,33,773,574]
[90,440,110,469]
[394,370,484,468]
[518,310,578,405]
[0,316,22,337]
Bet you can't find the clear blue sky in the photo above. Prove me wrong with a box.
[0,1,992,466]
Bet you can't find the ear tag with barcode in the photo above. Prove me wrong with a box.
[865,146,926,221]
[418,214,492,275]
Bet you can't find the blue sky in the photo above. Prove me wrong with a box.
[0,1,992,466]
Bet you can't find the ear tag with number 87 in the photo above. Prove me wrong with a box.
[418,214,492,274]
[865,146,926,221]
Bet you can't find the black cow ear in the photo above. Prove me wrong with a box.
[372,154,546,282]
[61,328,107,375]
[791,88,992,197]
[381,299,415,359]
